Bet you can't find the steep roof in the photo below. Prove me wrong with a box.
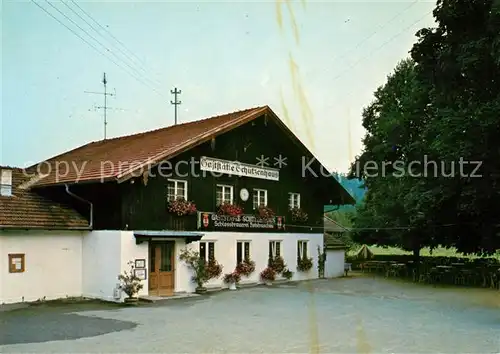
[25,106,355,204]
[324,232,346,250]
[0,167,89,229]
[29,106,269,187]
[324,215,350,233]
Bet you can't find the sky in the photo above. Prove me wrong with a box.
[1,0,436,173]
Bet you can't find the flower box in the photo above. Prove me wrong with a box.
[218,202,244,216]
[167,198,197,216]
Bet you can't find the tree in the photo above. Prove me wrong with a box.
[348,58,432,259]
[410,0,500,254]
[349,0,500,256]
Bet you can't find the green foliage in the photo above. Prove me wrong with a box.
[349,0,500,255]
[118,261,144,298]
[317,246,326,278]
[326,210,357,251]
[179,248,222,287]
[296,256,313,272]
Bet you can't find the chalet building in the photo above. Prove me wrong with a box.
[0,106,354,304]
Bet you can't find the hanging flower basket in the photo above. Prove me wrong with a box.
[269,256,286,274]
[256,205,275,219]
[297,257,313,272]
[290,207,308,223]
[236,259,256,277]
[205,259,223,279]
[218,202,244,216]
[260,267,276,284]
[167,198,197,216]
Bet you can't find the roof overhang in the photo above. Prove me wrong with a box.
[0,225,91,231]
[116,107,269,184]
[133,230,204,245]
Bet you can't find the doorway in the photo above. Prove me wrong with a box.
[149,241,175,296]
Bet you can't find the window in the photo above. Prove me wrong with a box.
[1,169,12,197]
[253,189,268,209]
[199,241,215,262]
[216,184,234,205]
[268,240,281,259]
[289,192,300,209]
[8,253,25,273]
[167,179,187,201]
[297,240,308,260]
[236,241,251,264]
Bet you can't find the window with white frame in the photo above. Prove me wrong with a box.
[253,189,267,209]
[167,179,187,201]
[199,241,215,262]
[297,240,308,260]
[289,192,300,209]
[216,184,233,205]
[0,169,12,197]
[268,240,281,259]
[236,241,251,264]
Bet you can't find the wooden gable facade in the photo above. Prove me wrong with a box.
[29,107,354,233]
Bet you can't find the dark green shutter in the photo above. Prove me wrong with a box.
[208,242,215,261]
[244,242,250,261]
[236,242,242,264]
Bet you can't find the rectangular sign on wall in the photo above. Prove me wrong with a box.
[199,156,279,181]
[198,212,285,231]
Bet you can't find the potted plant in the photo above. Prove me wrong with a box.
[290,207,308,223]
[218,202,244,216]
[223,270,241,290]
[260,267,276,285]
[117,261,144,305]
[256,205,275,219]
[269,255,286,274]
[236,259,256,277]
[167,197,197,216]
[282,268,294,280]
[297,256,313,272]
[179,248,211,294]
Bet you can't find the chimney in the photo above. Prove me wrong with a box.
[1,169,13,196]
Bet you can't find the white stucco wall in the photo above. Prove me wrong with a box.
[179,232,324,293]
[119,231,149,299]
[325,249,346,278]
[0,230,85,304]
[82,230,122,301]
[1,230,330,304]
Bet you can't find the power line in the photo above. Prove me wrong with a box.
[330,9,433,84]
[61,0,164,89]
[329,0,420,68]
[68,0,160,84]
[292,222,481,231]
[45,1,162,92]
[31,1,166,99]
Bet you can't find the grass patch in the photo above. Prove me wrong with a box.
[348,245,500,259]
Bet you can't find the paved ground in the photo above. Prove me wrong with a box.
[1,275,499,353]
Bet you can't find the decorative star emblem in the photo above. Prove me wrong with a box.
[256,155,269,167]
[274,154,287,168]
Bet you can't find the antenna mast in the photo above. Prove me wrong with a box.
[84,72,115,140]
[170,87,182,125]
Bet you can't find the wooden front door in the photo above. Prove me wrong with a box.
[149,242,175,296]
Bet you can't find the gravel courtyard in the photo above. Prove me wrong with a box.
[1,276,499,353]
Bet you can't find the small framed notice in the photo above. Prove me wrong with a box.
[134,268,147,280]
[8,253,25,273]
[135,259,146,268]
